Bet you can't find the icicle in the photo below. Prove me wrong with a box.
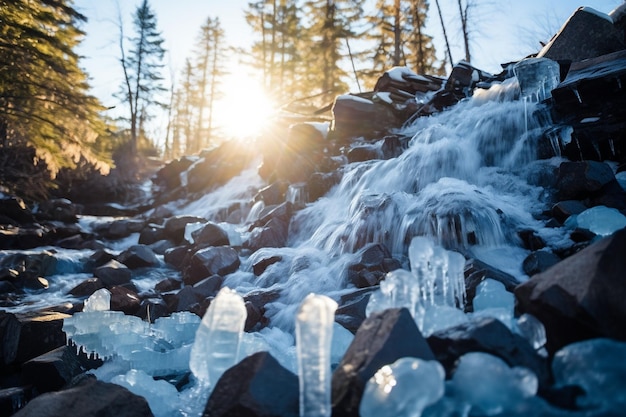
[296,293,338,417]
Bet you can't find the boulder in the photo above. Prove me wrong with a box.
[163,215,207,244]
[12,376,154,417]
[137,298,169,322]
[307,171,342,202]
[203,351,299,417]
[68,277,105,297]
[153,155,197,189]
[34,199,78,223]
[345,243,400,288]
[522,251,562,276]
[537,7,625,63]
[244,218,289,251]
[138,224,167,245]
[551,200,588,223]
[331,308,434,417]
[252,255,282,276]
[426,316,550,389]
[20,346,83,393]
[154,277,182,293]
[163,245,189,269]
[555,161,625,209]
[184,246,240,285]
[96,218,146,240]
[109,286,141,315]
[254,181,289,206]
[346,144,382,163]
[117,244,160,269]
[331,93,403,141]
[0,197,34,224]
[93,260,132,287]
[515,228,626,353]
[464,258,520,312]
[190,222,230,247]
[334,287,377,334]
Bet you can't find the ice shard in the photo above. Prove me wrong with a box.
[83,288,111,311]
[513,57,560,102]
[189,287,247,385]
[366,269,426,329]
[360,357,445,417]
[296,293,338,417]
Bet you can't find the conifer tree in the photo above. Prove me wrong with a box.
[0,0,111,199]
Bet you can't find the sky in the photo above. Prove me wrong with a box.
[72,0,624,138]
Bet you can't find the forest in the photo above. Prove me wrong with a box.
[0,0,475,202]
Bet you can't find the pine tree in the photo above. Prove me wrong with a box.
[0,0,111,200]
[119,0,167,156]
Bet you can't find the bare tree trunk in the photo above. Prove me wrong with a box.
[412,0,425,73]
[118,10,136,155]
[434,0,454,70]
[393,0,402,66]
[457,0,471,62]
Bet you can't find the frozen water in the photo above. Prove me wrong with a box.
[360,357,445,417]
[513,58,560,102]
[296,294,338,417]
[239,326,297,373]
[331,322,354,368]
[189,287,247,386]
[552,338,626,411]
[366,269,426,329]
[473,279,514,311]
[421,305,469,337]
[82,288,111,312]
[514,314,547,351]
[575,205,626,236]
[450,352,538,416]
[111,369,180,417]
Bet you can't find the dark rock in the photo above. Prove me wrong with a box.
[109,286,141,315]
[307,171,342,202]
[55,234,88,250]
[174,276,222,312]
[193,275,223,298]
[255,181,289,206]
[0,197,34,224]
[164,215,207,244]
[518,229,546,251]
[244,218,289,251]
[0,280,19,295]
[331,93,403,141]
[0,311,68,368]
[244,301,263,332]
[163,245,189,269]
[551,200,588,223]
[12,376,154,417]
[380,134,405,159]
[334,287,377,334]
[515,228,626,353]
[0,386,35,416]
[427,316,550,389]
[147,239,176,255]
[137,298,169,322]
[86,249,116,270]
[203,351,298,417]
[556,161,619,201]
[252,255,282,276]
[191,222,230,247]
[68,277,105,297]
[97,218,146,240]
[20,346,83,393]
[138,224,167,245]
[155,277,182,293]
[331,308,434,417]
[186,142,254,193]
[537,7,625,62]
[464,258,520,312]
[35,199,78,223]
[243,289,281,310]
[570,227,597,242]
[173,286,199,312]
[22,275,49,290]
[522,251,562,276]
[347,144,382,163]
[346,243,396,288]
[153,155,197,189]
[0,251,57,287]
[117,244,160,269]
[93,260,132,287]
[184,246,240,286]
[252,202,294,229]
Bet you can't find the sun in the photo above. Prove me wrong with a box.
[214,70,277,139]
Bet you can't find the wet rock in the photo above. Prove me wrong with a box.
[307,171,342,202]
[464,258,520,312]
[93,260,132,287]
[137,298,169,322]
[244,218,289,251]
[203,351,299,417]
[426,316,550,389]
[184,246,240,286]
[20,346,83,393]
[334,287,377,334]
[254,181,289,206]
[35,199,78,223]
[174,275,222,312]
[243,301,263,332]
[555,161,625,209]
[0,197,34,224]
[186,141,254,193]
[345,243,398,288]
[0,311,68,368]
[190,222,230,247]
[96,218,146,240]
[68,277,105,297]
[164,215,207,245]
[515,228,626,353]
[522,251,562,276]
[147,239,176,255]
[163,245,189,269]
[86,248,116,270]
[331,93,403,141]
[153,155,197,189]
[0,386,35,416]
[154,277,182,293]
[380,134,406,159]
[0,226,52,250]
[331,308,434,417]
[518,229,547,251]
[109,286,141,315]
[138,224,167,245]
[12,376,154,417]
[551,200,588,223]
[252,255,282,276]
[117,244,160,269]
[0,251,57,284]
[537,7,624,63]
[347,144,382,163]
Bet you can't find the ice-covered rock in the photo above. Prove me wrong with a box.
[472,279,514,311]
[189,287,247,385]
[360,357,445,417]
[83,288,111,312]
[513,57,560,102]
[450,352,538,415]
[111,369,179,417]
[366,269,426,328]
[296,294,338,417]
[575,205,626,236]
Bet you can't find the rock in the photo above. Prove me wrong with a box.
[522,251,562,276]
[147,239,176,255]
[0,226,52,250]
[515,228,626,353]
[117,244,160,269]
[173,276,222,312]
[153,155,197,189]
[154,277,182,293]
[93,260,132,287]
[0,197,34,224]
[555,161,618,200]
[138,224,167,245]
[190,222,230,247]
[551,200,588,223]
[331,308,435,417]
[518,229,547,251]
[347,144,382,163]
[202,351,299,417]
[244,218,289,251]
[109,286,141,315]
[537,7,624,63]
[380,134,405,159]
[137,298,169,322]
[20,346,83,393]
[254,181,289,206]
[68,278,105,297]
[331,93,403,141]
[163,245,189,269]
[307,171,342,202]
[185,142,254,193]
[86,249,116,270]
[163,215,207,245]
[0,311,69,368]
[35,199,78,223]
[12,376,154,417]
[96,218,146,240]
[426,316,550,389]
[0,386,35,416]
[464,258,520,312]
[184,246,240,286]
[334,287,377,334]
[244,301,263,332]
[252,255,282,276]
[345,243,399,288]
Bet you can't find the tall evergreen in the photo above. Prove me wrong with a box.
[0,0,110,200]
[119,0,167,155]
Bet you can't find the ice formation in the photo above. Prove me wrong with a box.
[575,205,626,236]
[449,352,538,415]
[514,314,547,351]
[296,294,338,417]
[513,57,560,102]
[189,287,247,385]
[473,279,514,311]
[552,338,626,411]
[111,369,180,417]
[360,357,445,417]
[82,288,111,311]
[367,237,466,333]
